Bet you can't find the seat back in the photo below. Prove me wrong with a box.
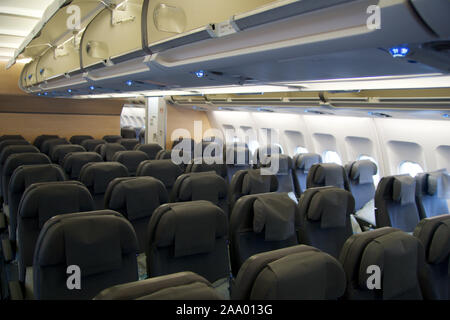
[307,163,350,191]
[293,153,322,194]
[261,154,298,196]
[33,210,138,300]
[155,149,172,160]
[229,169,278,210]
[0,135,25,143]
[62,152,103,179]
[95,272,221,300]
[79,162,129,209]
[8,164,66,241]
[345,160,378,211]
[105,177,168,253]
[375,175,421,232]
[186,159,228,180]
[224,146,251,184]
[233,245,346,300]
[415,170,450,219]
[254,145,282,167]
[136,160,183,195]
[413,214,450,300]
[339,227,427,300]
[17,181,95,281]
[41,138,69,155]
[135,144,163,160]
[146,201,229,284]
[99,143,127,161]
[80,139,106,152]
[121,127,136,139]
[2,153,51,205]
[112,151,149,176]
[33,135,59,150]
[0,139,30,155]
[120,139,140,151]
[229,192,300,276]
[69,135,94,145]
[297,187,354,258]
[51,144,86,164]
[171,172,228,215]
[102,135,122,143]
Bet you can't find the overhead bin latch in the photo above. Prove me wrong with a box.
[111,1,136,25]
[209,18,240,38]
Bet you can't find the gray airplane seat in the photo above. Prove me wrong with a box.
[136,159,183,195]
[135,143,163,160]
[99,143,127,161]
[69,135,94,145]
[225,146,251,184]
[40,138,69,156]
[80,139,106,152]
[102,135,122,143]
[33,135,59,150]
[120,138,140,151]
[62,152,103,180]
[415,170,450,219]
[307,163,350,191]
[50,144,86,165]
[261,154,299,197]
[293,153,322,195]
[112,151,149,176]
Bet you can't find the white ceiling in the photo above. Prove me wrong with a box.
[0,0,64,64]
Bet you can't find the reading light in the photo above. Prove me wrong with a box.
[126,80,133,86]
[43,92,48,96]
[389,46,410,58]
[194,70,205,78]
[67,89,72,93]
[89,86,95,91]
[443,114,449,118]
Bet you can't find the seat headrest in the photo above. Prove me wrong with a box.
[251,250,346,299]
[225,147,250,165]
[428,219,450,264]
[152,201,227,258]
[138,160,183,188]
[4,153,51,175]
[310,163,346,189]
[357,230,422,299]
[108,177,168,221]
[349,160,377,184]
[263,154,293,175]
[135,144,163,159]
[300,187,354,229]
[242,169,278,194]
[81,139,106,151]
[112,150,149,165]
[80,162,129,194]
[102,143,127,161]
[0,139,30,153]
[177,172,227,204]
[36,210,138,278]
[256,145,282,165]
[0,145,39,165]
[102,135,122,143]
[295,153,322,172]
[10,164,66,193]
[41,138,69,154]
[51,144,86,162]
[69,135,94,145]
[392,175,416,205]
[427,171,450,198]
[0,135,25,143]
[19,181,94,228]
[188,160,227,178]
[252,193,298,241]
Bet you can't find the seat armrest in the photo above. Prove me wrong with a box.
[2,238,14,262]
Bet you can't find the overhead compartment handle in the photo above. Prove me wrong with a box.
[141,0,153,55]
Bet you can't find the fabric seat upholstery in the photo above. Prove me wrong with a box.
[137,160,183,195]
[415,170,449,219]
[135,144,163,160]
[69,135,94,145]
[112,151,149,176]
[293,153,322,194]
[62,152,103,180]
[50,144,86,164]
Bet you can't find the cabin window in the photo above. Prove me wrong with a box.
[323,150,342,165]
[294,146,308,155]
[399,161,424,177]
[358,154,380,185]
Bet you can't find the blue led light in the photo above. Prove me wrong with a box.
[44,92,48,96]
[368,111,374,116]
[126,80,133,86]
[389,46,410,58]
[257,107,262,112]
[194,70,205,78]
[193,106,197,110]
[67,89,72,93]
[443,114,449,118]
[37,93,41,96]
[218,107,223,110]
[89,86,95,91]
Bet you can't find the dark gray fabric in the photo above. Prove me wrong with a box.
[349,160,377,184]
[79,162,129,210]
[17,181,94,281]
[156,149,172,160]
[297,187,354,258]
[94,272,219,300]
[255,145,282,166]
[172,172,228,215]
[294,153,322,194]
[393,175,416,205]
[339,227,428,300]
[375,175,421,232]
[41,138,69,156]
[262,154,298,196]
[186,160,228,180]
[99,143,127,161]
[33,210,138,300]
[2,153,51,205]
[229,193,300,276]
[120,139,140,151]
[121,128,136,139]
[33,135,59,150]
[50,144,86,164]
[135,144,163,160]
[0,135,25,143]
[250,250,346,300]
[80,139,106,152]
[102,135,122,143]
[105,177,168,253]
[137,160,183,195]
[0,139,30,155]
[307,163,348,190]
[225,147,251,184]
[62,152,103,179]
[69,135,94,145]
[413,214,450,299]
[8,164,66,242]
[416,171,449,219]
[146,201,229,283]
[112,151,149,176]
